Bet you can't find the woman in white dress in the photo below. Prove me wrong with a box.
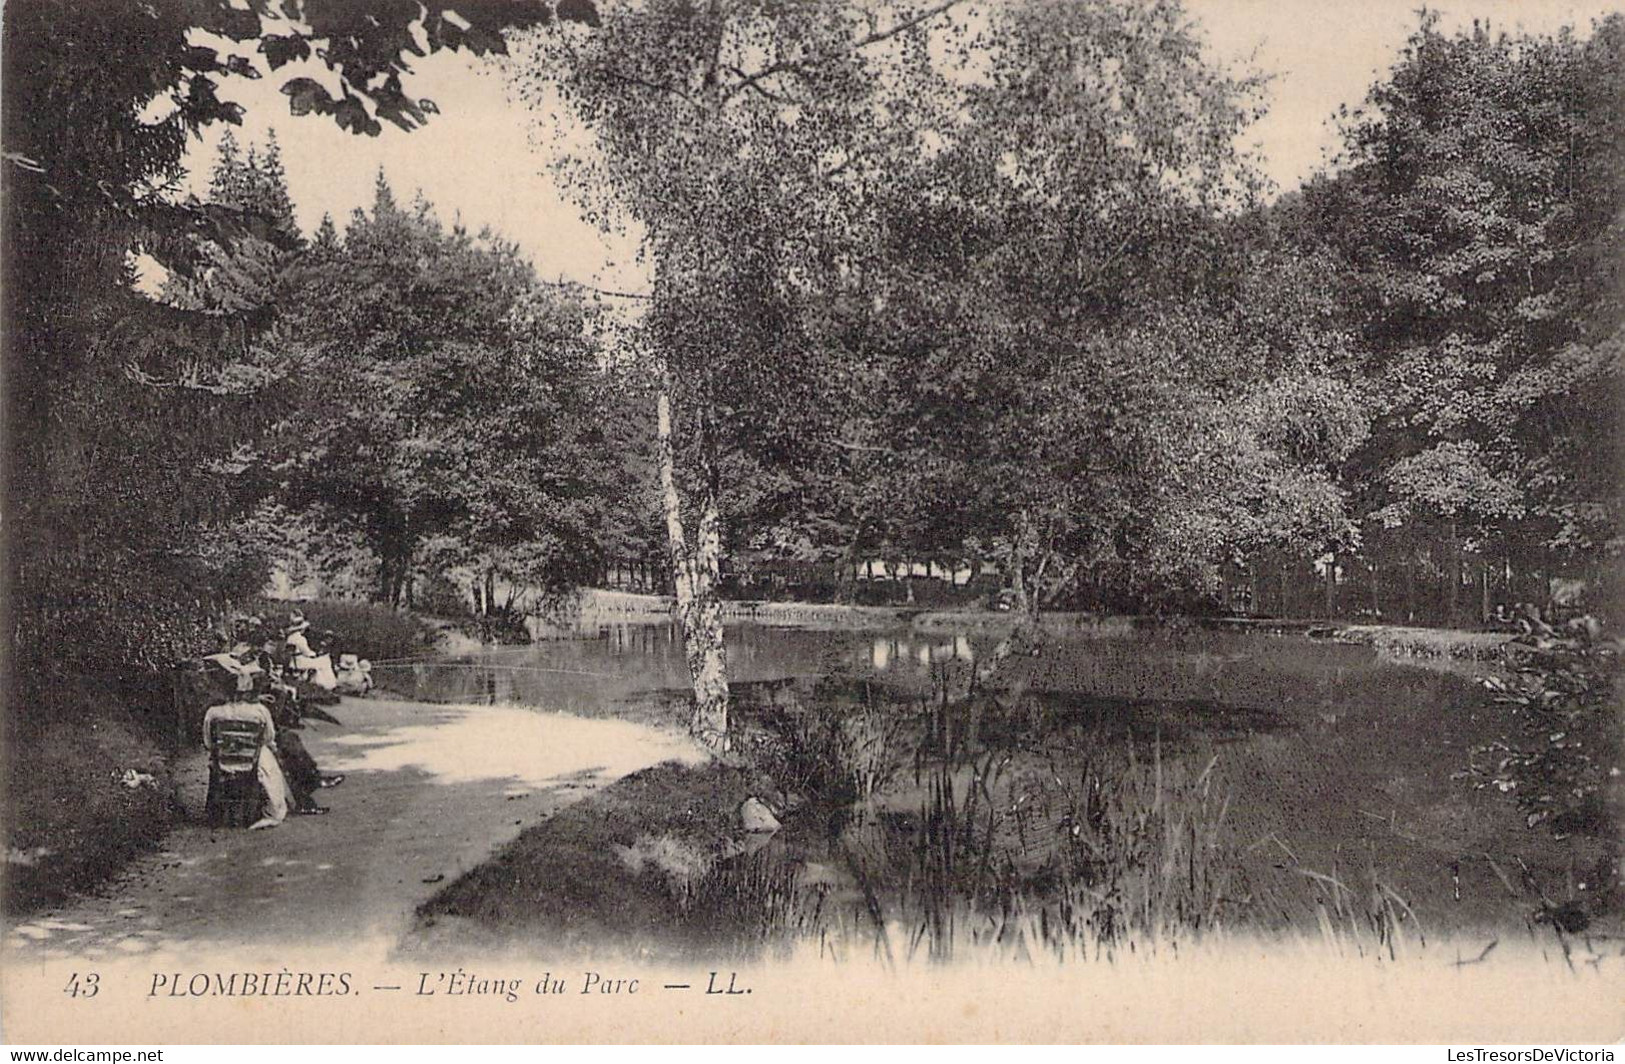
[201,674,291,829]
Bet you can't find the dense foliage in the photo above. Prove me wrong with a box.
[1298,14,1625,621]
[2,0,596,696]
[3,0,1619,730]
[269,174,615,606]
[1472,619,1622,840]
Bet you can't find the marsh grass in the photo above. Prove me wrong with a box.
[757,684,914,805]
[895,707,1239,963]
[1264,854,1429,962]
[676,847,833,956]
[723,681,1448,966]
[1038,746,1232,951]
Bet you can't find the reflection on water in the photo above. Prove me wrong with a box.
[377,621,1484,736]
[870,633,974,670]
[379,623,999,712]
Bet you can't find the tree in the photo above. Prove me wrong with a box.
[3,0,593,694]
[163,131,304,346]
[516,0,958,750]
[1303,13,1625,618]
[835,0,1278,618]
[271,180,609,608]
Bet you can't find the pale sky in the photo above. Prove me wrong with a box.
[179,0,1623,290]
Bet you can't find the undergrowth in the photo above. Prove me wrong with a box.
[243,596,433,662]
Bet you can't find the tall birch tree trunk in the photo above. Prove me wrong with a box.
[1324,554,1336,618]
[978,511,1041,688]
[656,381,730,753]
[1010,538,1030,617]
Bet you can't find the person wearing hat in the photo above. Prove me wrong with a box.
[301,628,339,691]
[202,642,253,680]
[284,611,314,658]
[283,612,337,692]
[202,638,265,696]
[219,653,339,817]
[334,652,373,695]
[264,618,344,810]
[202,672,291,829]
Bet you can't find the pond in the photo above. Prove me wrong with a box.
[380,622,992,714]
[379,620,1563,952]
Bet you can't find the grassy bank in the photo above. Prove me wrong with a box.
[578,588,909,630]
[1328,623,1514,660]
[409,697,1347,961]
[917,610,1517,659]
[415,758,785,959]
[3,682,175,914]
[3,598,434,916]
[412,651,1617,962]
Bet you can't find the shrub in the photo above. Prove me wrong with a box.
[415,574,474,618]
[244,597,432,662]
[1468,616,1622,839]
[451,610,533,646]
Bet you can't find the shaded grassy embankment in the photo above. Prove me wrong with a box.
[2,599,433,916]
[413,758,785,959]
[3,683,175,914]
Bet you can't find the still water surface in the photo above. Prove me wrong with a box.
[379,619,1484,737]
[382,622,991,713]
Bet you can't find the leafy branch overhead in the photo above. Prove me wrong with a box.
[256,0,601,136]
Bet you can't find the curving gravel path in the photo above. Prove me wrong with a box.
[3,696,708,961]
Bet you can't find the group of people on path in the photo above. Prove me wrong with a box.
[199,611,366,830]
[206,611,374,698]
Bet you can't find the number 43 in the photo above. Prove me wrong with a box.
[64,972,99,998]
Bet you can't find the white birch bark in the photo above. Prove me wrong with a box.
[656,381,730,753]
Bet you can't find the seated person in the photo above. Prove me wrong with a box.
[266,694,343,815]
[208,655,340,819]
[203,640,259,681]
[253,631,299,707]
[334,652,374,694]
[202,674,291,830]
[285,612,313,657]
[301,627,339,691]
[283,612,335,688]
